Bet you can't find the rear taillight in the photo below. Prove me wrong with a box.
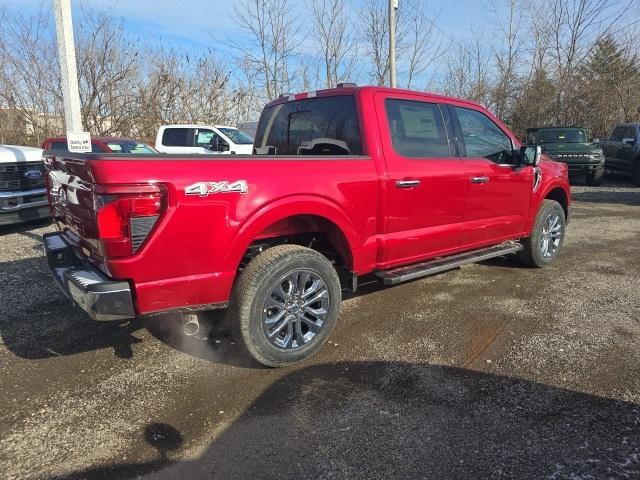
[93,184,166,258]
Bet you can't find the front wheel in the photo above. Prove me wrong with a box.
[518,199,566,268]
[229,245,341,367]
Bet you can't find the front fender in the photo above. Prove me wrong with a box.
[525,164,571,234]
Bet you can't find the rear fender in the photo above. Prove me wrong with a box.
[226,195,360,271]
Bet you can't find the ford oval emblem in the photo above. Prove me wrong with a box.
[24,169,43,180]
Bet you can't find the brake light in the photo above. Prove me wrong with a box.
[94,184,166,258]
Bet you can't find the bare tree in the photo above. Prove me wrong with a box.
[230,0,302,102]
[75,9,141,136]
[360,0,443,88]
[0,5,62,145]
[544,0,632,123]
[397,0,444,89]
[488,0,526,119]
[309,0,357,88]
[441,30,492,106]
[361,0,390,86]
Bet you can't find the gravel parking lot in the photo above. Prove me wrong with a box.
[0,177,638,480]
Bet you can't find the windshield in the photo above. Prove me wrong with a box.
[538,129,587,144]
[106,141,156,154]
[218,127,254,145]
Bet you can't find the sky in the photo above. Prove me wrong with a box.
[12,0,639,91]
[12,0,490,54]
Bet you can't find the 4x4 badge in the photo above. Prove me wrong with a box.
[185,180,248,196]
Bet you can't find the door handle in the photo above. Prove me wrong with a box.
[470,176,489,184]
[395,180,421,189]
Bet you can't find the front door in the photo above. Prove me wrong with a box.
[604,126,624,171]
[618,126,638,173]
[375,93,467,267]
[450,105,533,248]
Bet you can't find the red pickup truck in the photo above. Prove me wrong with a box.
[43,85,570,366]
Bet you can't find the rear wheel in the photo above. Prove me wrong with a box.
[518,199,566,268]
[229,245,341,367]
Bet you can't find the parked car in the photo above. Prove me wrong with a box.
[43,85,570,367]
[42,137,157,154]
[0,144,49,226]
[600,123,640,185]
[525,127,604,186]
[155,125,254,155]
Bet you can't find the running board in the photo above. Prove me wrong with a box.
[375,243,523,286]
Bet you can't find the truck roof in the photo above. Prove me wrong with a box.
[264,85,486,110]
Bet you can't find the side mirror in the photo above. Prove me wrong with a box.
[622,137,636,146]
[218,139,230,152]
[520,145,541,167]
[591,138,599,144]
[209,137,230,152]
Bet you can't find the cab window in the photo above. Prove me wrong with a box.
[454,107,514,164]
[385,99,451,158]
[254,95,362,155]
[624,126,637,142]
[610,126,625,142]
[162,128,191,147]
[194,129,223,149]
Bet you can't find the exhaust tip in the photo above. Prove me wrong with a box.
[182,313,200,337]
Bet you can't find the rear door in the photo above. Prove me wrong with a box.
[375,93,467,266]
[450,105,532,247]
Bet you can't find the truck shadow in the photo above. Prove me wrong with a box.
[48,360,640,479]
[0,255,145,360]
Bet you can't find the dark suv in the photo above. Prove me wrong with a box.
[600,123,640,185]
[526,127,605,185]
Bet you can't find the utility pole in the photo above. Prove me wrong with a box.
[53,0,90,152]
[389,0,399,88]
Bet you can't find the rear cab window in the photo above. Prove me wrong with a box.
[162,128,192,147]
[254,95,363,155]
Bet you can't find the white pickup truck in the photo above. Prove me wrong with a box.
[154,124,254,155]
[0,145,49,226]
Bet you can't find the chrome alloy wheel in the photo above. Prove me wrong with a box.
[539,212,563,258]
[262,270,330,350]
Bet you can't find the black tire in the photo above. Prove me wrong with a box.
[518,199,566,268]
[585,169,603,186]
[229,244,341,367]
